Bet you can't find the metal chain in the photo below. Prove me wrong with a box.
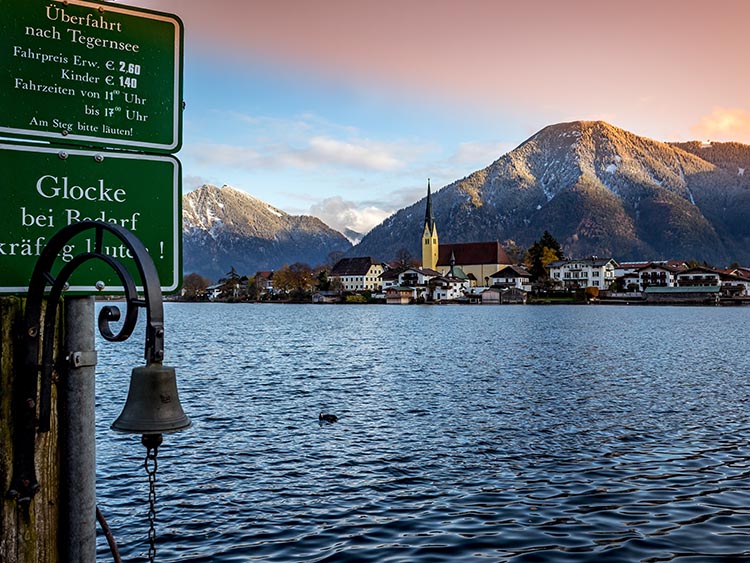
[143,435,162,563]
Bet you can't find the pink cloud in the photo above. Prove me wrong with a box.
[135,0,750,142]
[691,108,750,143]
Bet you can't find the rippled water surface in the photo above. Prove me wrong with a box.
[95,303,750,562]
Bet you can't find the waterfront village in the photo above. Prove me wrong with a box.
[192,186,750,306]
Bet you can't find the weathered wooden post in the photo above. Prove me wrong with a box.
[1,296,61,563]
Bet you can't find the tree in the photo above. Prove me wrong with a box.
[182,272,211,299]
[218,266,243,300]
[526,231,563,282]
[395,248,419,269]
[584,286,600,302]
[503,239,525,264]
[273,262,313,299]
[315,268,331,291]
[245,274,266,301]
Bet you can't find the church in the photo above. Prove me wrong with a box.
[421,180,512,286]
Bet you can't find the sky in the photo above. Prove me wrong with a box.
[130,0,750,237]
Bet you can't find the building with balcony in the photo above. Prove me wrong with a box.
[548,258,617,289]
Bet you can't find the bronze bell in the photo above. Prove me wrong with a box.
[111,362,191,434]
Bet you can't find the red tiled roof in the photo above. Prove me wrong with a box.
[437,242,510,267]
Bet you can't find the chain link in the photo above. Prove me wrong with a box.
[142,434,162,563]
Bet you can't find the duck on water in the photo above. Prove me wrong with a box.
[319,412,338,424]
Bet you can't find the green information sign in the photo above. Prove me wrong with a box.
[0,143,181,293]
[0,0,183,152]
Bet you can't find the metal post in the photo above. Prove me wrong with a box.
[61,296,97,563]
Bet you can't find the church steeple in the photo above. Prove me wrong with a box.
[421,179,439,270]
[424,178,435,234]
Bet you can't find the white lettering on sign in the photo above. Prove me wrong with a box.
[21,207,54,228]
[66,28,140,52]
[45,5,123,33]
[66,209,140,230]
[35,175,127,203]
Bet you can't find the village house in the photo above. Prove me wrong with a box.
[488,265,532,291]
[720,268,750,296]
[379,269,402,291]
[253,270,275,294]
[385,285,414,305]
[673,266,750,296]
[384,266,448,304]
[548,258,617,289]
[481,287,528,304]
[432,275,471,301]
[312,291,340,304]
[430,253,471,301]
[399,266,440,301]
[329,257,385,292]
[614,262,649,291]
[675,266,721,287]
[636,262,682,291]
[400,266,440,286]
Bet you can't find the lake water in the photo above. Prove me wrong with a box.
[94,303,750,562]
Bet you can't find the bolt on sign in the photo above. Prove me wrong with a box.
[0,0,183,153]
[0,143,181,294]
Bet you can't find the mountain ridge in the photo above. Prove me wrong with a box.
[351,121,750,265]
[182,184,352,280]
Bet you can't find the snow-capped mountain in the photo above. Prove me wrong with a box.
[183,185,352,280]
[352,121,750,265]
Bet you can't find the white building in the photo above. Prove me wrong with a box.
[637,262,680,291]
[488,265,532,292]
[398,267,440,287]
[675,266,721,287]
[432,275,471,301]
[329,257,385,292]
[548,258,618,289]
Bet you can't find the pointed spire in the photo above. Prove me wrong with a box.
[424,178,435,233]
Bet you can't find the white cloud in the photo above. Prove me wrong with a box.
[309,196,393,236]
[186,135,409,172]
[307,136,402,171]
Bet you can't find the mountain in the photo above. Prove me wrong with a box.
[183,185,352,281]
[342,228,364,245]
[352,121,750,265]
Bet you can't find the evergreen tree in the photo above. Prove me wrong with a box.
[526,231,563,282]
[218,266,243,299]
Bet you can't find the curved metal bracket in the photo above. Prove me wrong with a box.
[7,220,166,506]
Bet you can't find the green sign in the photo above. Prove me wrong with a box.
[0,0,183,152]
[0,143,181,294]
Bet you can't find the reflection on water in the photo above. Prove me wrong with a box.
[95,304,750,562]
